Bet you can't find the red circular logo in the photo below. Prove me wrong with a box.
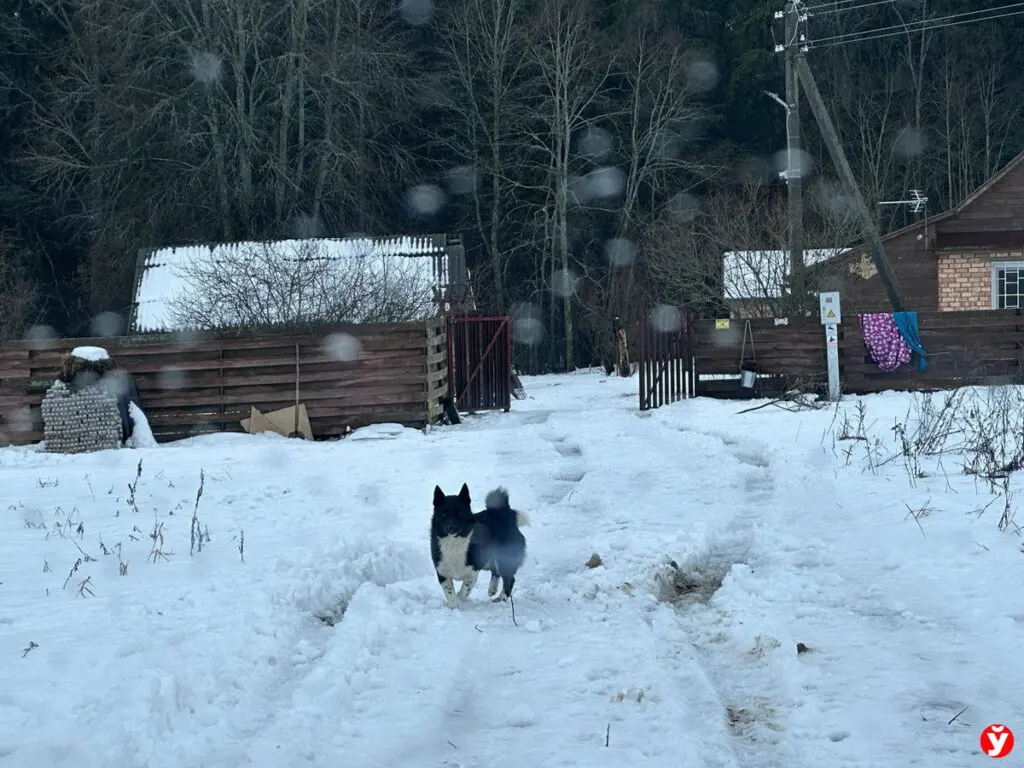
[980,724,1015,758]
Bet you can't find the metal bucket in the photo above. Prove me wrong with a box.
[739,363,757,390]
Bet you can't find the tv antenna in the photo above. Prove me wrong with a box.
[878,189,928,215]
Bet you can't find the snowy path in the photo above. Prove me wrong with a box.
[669,398,1024,767]
[3,373,1023,766]
[223,398,753,768]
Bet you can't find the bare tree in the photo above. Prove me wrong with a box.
[14,0,152,311]
[576,7,706,372]
[807,7,1021,231]
[18,0,422,319]
[524,0,614,371]
[0,233,41,340]
[300,0,421,231]
[806,5,938,234]
[148,0,418,235]
[166,241,436,330]
[435,0,536,313]
[643,180,862,318]
[928,29,1021,209]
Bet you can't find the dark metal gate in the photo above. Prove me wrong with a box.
[447,316,513,412]
[638,307,694,411]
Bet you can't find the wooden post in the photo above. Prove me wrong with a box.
[616,327,631,377]
[795,57,904,312]
[784,2,805,310]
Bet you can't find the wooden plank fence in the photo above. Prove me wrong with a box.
[691,308,1024,398]
[843,310,1024,392]
[693,317,829,398]
[0,319,448,446]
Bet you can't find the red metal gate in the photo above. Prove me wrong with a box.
[447,316,513,412]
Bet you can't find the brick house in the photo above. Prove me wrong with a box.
[936,252,1024,311]
[813,149,1024,313]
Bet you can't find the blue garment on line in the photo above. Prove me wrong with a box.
[893,311,927,371]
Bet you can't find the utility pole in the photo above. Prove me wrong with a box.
[794,57,904,311]
[784,1,804,311]
[774,1,905,313]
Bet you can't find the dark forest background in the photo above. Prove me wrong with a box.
[1,0,1021,372]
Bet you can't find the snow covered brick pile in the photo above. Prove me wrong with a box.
[41,346,124,454]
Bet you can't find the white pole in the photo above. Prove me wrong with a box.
[818,292,842,401]
[825,323,840,401]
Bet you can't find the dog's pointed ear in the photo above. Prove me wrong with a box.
[433,485,445,507]
[458,483,471,504]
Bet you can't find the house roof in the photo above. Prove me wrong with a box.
[878,147,1024,244]
[130,235,450,333]
[723,248,850,300]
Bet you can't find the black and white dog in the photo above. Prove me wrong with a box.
[430,483,530,608]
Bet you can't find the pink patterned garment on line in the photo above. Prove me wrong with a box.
[859,313,912,372]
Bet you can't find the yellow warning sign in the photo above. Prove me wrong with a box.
[826,309,836,318]
[715,318,730,330]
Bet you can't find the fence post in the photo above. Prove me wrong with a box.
[638,320,648,411]
[684,305,695,398]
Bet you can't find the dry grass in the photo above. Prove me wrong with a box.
[654,554,736,606]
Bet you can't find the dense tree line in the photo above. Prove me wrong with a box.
[1,0,1021,371]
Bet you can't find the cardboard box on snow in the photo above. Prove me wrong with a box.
[240,404,313,440]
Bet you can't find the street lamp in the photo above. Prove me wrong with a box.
[763,90,797,183]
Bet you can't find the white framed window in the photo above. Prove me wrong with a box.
[991,262,1024,309]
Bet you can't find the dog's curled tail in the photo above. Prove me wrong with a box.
[485,487,510,509]
[486,487,531,527]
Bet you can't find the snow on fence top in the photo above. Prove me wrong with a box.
[723,248,849,301]
[69,346,111,361]
[131,235,449,333]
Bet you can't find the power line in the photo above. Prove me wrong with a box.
[804,0,862,11]
[807,2,1024,48]
[769,1,907,312]
[810,8,1024,48]
[810,3,1024,45]
[805,0,900,16]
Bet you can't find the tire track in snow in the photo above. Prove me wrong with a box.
[636,429,784,766]
[363,421,747,767]
[382,581,742,768]
[688,438,792,763]
[167,536,437,768]
[235,575,480,768]
[615,418,793,764]
[667,432,841,766]
[560,412,801,766]
[228,409,772,767]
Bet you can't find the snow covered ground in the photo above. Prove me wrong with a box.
[1,371,1022,767]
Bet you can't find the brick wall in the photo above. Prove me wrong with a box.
[937,252,992,310]
[938,251,1024,310]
